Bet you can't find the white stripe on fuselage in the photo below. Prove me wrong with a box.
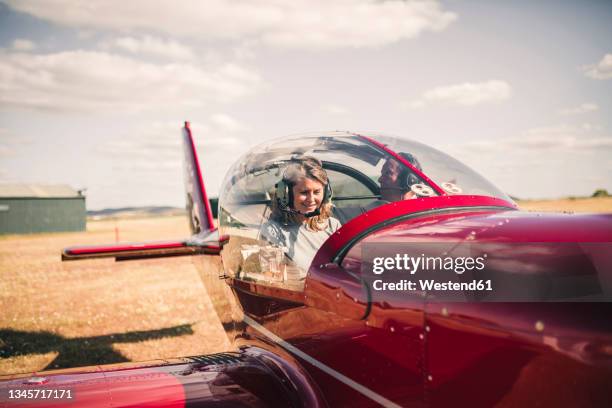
[243,315,402,408]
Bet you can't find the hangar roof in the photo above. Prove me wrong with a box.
[0,184,84,198]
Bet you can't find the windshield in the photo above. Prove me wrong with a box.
[219,131,513,229]
[367,133,513,203]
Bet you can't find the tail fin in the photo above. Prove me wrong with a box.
[61,121,224,262]
[182,121,215,234]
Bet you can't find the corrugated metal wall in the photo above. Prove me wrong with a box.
[0,197,86,234]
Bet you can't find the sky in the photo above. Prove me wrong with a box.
[0,0,610,210]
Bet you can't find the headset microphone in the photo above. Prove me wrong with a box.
[278,203,320,218]
[302,208,321,218]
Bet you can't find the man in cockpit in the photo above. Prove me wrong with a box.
[378,153,419,201]
[333,152,423,223]
[366,152,422,210]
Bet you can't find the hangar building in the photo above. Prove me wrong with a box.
[0,184,86,235]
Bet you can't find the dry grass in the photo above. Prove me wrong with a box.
[1,198,611,375]
[0,216,230,375]
[517,196,612,213]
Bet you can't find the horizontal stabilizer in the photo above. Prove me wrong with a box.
[62,230,227,261]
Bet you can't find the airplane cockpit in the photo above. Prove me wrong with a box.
[217,132,513,297]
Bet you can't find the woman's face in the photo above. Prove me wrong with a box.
[292,177,324,214]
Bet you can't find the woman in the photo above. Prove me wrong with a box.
[260,156,341,275]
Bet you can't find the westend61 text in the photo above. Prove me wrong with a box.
[373,279,493,292]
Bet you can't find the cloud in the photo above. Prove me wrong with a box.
[5,0,457,50]
[582,53,612,80]
[99,116,248,162]
[580,123,601,132]
[515,125,612,150]
[438,124,612,199]
[407,80,511,108]
[101,117,253,208]
[100,36,195,60]
[453,125,612,152]
[0,145,14,157]
[321,104,350,115]
[207,113,248,133]
[95,117,250,201]
[0,50,261,113]
[559,103,599,115]
[0,129,32,157]
[11,39,36,51]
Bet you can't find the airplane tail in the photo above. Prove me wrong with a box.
[182,121,215,235]
[62,121,224,261]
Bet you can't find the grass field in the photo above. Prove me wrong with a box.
[517,196,612,213]
[1,198,611,375]
[0,216,230,375]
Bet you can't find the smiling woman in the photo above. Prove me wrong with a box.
[260,156,341,275]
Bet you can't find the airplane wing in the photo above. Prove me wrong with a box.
[61,122,225,262]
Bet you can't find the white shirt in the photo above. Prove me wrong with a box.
[260,217,341,274]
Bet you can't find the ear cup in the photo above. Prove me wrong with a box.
[398,152,423,190]
[404,173,419,189]
[275,179,291,208]
[323,180,333,203]
[277,178,332,206]
[400,169,409,189]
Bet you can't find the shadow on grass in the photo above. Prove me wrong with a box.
[0,324,194,370]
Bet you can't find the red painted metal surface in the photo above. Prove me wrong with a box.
[65,240,187,255]
[297,204,611,406]
[0,352,319,407]
[62,239,222,261]
[424,302,612,407]
[357,212,609,400]
[1,363,185,408]
[312,195,517,267]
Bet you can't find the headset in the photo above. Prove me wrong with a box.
[397,152,423,191]
[274,159,333,218]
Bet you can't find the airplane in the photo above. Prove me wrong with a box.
[1,123,611,407]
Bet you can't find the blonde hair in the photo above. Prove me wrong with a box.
[271,156,333,231]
